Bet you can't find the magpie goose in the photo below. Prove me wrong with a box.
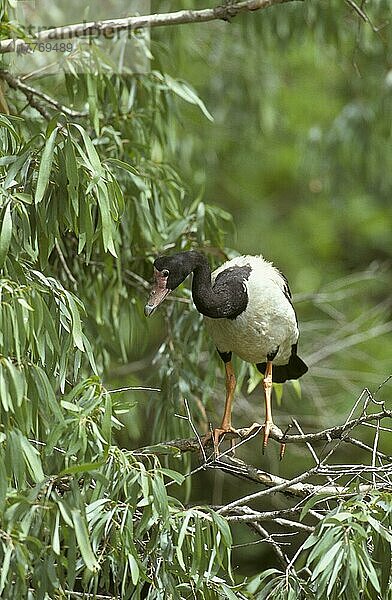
[145,251,307,451]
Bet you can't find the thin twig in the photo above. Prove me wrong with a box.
[105,386,161,394]
[183,397,207,463]
[247,522,290,569]
[0,70,86,118]
[292,418,319,465]
[55,239,78,288]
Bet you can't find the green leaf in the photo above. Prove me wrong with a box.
[35,128,58,203]
[0,458,7,511]
[158,468,185,485]
[72,123,103,175]
[210,511,232,547]
[220,583,240,600]
[163,74,214,121]
[71,508,99,572]
[65,292,85,351]
[3,358,25,407]
[101,393,112,445]
[65,134,79,215]
[128,554,140,586]
[52,509,61,555]
[59,460,105,477]
[97,183,117,256]
[0,201,12,268]
[367,514,392,542]
[19,435,45,482]
[105,157,139,175]
[0,365,11,413]
[0,545,12,595]
[17,297,33,311]
[311,541,342,580]
[359,551,381,593]
[139,444,182,457]
[326,548,345,596]
[176,511,193,571]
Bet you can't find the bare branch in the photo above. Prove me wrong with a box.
[247,522,290,568]
[0,69,86,119]
[136,392,392,529]
[225,506,315,531]
[0,0,297,55]
[144,407,392,455]
[214,455,379,512]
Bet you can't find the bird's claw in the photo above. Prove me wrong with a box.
[262,420,285,458]
[202,422,286,458]
[202,426,240,457]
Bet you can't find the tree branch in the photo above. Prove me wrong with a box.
[246,522,290,568]
[0,0,297,55]
[136,401,392,513]
[213,455,383,509]
[0,69,86,119]
[139,408,392,456]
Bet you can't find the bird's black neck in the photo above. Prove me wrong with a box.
[184,252,248,319]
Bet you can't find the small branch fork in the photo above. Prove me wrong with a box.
[137,385,392,561]
[0,69,87,120]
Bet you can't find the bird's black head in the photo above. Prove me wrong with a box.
[144,251,205,317]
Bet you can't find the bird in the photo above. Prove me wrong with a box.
[144,250,308,452]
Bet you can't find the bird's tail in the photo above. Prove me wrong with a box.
[257,347,308,384]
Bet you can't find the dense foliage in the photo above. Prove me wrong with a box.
[0,0,391,598]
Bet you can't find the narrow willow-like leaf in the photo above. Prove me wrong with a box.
[71,508,99,572]
[64,292,84,352]
[311,541,342,581]
[367,514,392,542]
[0,544,12,595]
[220,583,239,600]
[72,123,103,176]
[0,365,11,413]
[97,183,117,257]
[19,434,45,482]
[52,509,61,555]
[87,74,100,134]
[158,468,185,486]
[65,135,79,215]
[176,511,193,571]
[3,358,25,407]
[358,551,381,594]
[30,365,64,424]
[128,554,140,586]
[101,394,112,445]
[3,151,29,190]
[210,510,232,547]
[35,128,58,204]
[59,460,105,477]
[0,202,12,268]
[66,528,77,589]
[0,457,7,511]
[163,74,214,121]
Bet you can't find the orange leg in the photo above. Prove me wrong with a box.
[262,361,285,457]
[262,360,274,449]
[212,361,238,451]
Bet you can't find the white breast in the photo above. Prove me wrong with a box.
[203,255,299,365]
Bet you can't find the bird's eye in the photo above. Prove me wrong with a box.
[162,269,169,277]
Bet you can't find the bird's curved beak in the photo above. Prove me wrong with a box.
[144,268,171,317]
